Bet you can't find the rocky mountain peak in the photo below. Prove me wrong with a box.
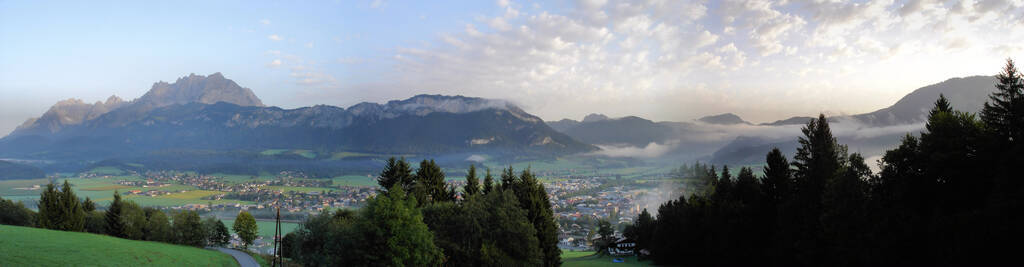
[138,72,263,107]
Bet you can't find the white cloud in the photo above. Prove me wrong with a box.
[268,59,282,67]
[305,42,314,48]
[268,34,283,41]
[260,19,271,25]
[306,0,1024,124]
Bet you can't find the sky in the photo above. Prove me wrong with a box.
[2,0,1023,135]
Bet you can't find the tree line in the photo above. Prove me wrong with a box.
[0,181,259,250]
[627,59,1024,266]
[282,159,562,266]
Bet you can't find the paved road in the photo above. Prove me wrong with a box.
[209,247,260,267]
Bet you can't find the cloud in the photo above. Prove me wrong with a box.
[260,19,271,25]
[268,34,283,41]
[268,59,282,67]
[306,0,1024,124]
[591,141,680,158]
[305,42,314,48]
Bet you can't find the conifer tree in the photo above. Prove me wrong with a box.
[482,168,494,194]
[57,180,85,232]
[981,58,1024,144]
[105,190,125,237]
[36,183,60,230]
[464,164,480,197]
[82,197,96,212]
[378,157,414,193]
[762,148,791,205]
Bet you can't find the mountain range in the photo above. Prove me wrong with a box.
[546,75,999,164]
[0,73,1000,173]
[0,73,595,174]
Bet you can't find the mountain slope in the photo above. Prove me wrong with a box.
[557,116,676,147]
[849,75,995,126]
[11,96,126,136]
[0,160,45,180]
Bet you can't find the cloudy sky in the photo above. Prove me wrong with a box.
[2,0,1023,135]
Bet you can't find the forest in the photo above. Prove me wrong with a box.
[627,59,1024,266]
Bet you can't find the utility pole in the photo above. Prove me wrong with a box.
[272,205,283,267]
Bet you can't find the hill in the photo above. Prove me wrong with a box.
[558,116,676,147]
[0,225,238,266]
[698,113,749,125]
[848,75,996,126]
[0,160,45,180]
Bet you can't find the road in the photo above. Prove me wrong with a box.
[209,247,260,267]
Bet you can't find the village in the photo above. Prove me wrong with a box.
[82,168,681,254]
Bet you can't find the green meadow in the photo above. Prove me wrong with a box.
[0,225,238,267]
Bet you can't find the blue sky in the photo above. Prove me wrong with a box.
[2,0,1024,135]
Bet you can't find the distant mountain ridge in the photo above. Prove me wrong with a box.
[698,113,749,125]
[0,73,596,162]
[846,76,996,126]
[10,73,263,137]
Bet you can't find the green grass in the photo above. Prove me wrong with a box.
[263,186,335,193]
[0,178,48,196]
[561,250,652,267]
[331,175,378,187]
[0,225,238,266]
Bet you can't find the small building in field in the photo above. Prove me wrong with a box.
[607,237,636,256]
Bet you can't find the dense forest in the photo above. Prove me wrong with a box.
[282,159,562,266]
[628,59,1024,266]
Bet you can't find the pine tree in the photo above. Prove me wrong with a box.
[483,168,494,194]
[82,197,96,212]
[59,180,85,231]
[734,167,759,205]
[500,167,516,190]
[509,168,561,266]
[635,209,654,253]
[415,159,451,204]
[790,114,846,264]
[105,190,126,237]
[464,164,480,197]
[761,148,791,205]
[981,58,1024,144]
[378,157,414,193]
[36,183,59,229]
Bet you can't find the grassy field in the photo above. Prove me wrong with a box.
[331,175,378,187]
[264,186,336,193]
[0,225,238,266]
[561,250,652,267]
